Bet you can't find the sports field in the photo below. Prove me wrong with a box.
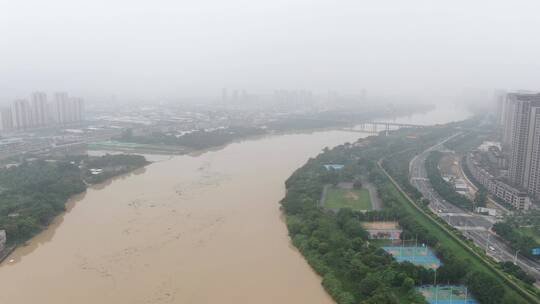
[324,187,372,211]
[380,167,536,303]
[417,285,478,304]
[382,245,441,269]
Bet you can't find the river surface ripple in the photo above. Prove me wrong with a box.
[0,105,469,303]
[0,130,368,304]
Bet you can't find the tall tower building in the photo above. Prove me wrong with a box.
[70,97,84,122]
[231,90,239,104]
[221,88,228,104]
[31,91,48,126]
[12,99,32,129]
[52,92,69,124]
[0,108,13,131]
[501,96,516,151]
[51,92,84,125]
[505,92,540,199]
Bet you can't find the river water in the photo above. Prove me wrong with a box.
[0,105,469,304]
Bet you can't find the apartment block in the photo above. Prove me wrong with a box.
[503,92,540,201]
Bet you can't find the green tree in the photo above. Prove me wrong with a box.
[466,271,504,304]
[359,274,381,296]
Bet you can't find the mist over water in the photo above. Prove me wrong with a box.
[380,103,471,126]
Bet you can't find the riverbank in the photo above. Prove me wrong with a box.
[93,107,435,156]
[0,154,150,264]
[0,105,473,303]
[0,246,16,264]
[0,129,364,304]
[281,120,535,303]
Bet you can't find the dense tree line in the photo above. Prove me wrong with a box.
[499,261,536,285]
[425,151,473,210]
[0,154,149,245]
[84,154,149,184]
[0,160,85,243]
[443,132,486,153]
[382,149,422,201]
[85,154,148,169]
[283,161,430,303]
[282,122,530,303]
[493,222,539,260]
[473,189,487,208]
[510,211,540,232]
[118,127,267,150]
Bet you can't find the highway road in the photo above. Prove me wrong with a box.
[409,134,540,282]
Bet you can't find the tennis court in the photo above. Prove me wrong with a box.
[382,245,441,269]
[417,285,478,304]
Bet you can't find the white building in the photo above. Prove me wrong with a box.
[0,108,13,131]
[12,99,32,129]
[51,92,85,125]
[31,91,49,126]
[504,92,540,201]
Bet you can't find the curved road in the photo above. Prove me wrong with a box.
[409,134,540,283]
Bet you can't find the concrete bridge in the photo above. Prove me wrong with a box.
[342,121,426,134]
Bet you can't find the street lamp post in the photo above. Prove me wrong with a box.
[434,270,438,304]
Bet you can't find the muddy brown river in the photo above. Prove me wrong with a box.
[0,105,468,303]
[0,130,369,304]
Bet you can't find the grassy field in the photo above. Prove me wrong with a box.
[324,187,372,211]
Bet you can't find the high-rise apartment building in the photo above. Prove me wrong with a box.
[4,91,85,131]
[52,92,69,124]
[51,92,84,125]
[0,108,13,131]
[221,88,228,104]
[501,95,516,151]
[495,90,508,134]
[31,91,49,126]
[71,97,84,122]
[505,92,540,200]
[12,99,32,129]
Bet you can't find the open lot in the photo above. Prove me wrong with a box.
[324,187,372,211]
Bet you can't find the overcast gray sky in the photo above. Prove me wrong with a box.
[1,0,540,102]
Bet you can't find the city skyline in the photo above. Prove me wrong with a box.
[0,91,85,131]
[2,2,540,303]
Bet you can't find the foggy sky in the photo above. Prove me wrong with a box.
[2,0,540,102]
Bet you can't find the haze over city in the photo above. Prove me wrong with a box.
[3,2,540,304]
[2,0,540,102]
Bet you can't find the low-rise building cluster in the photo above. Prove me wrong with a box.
[466,150,531,210]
